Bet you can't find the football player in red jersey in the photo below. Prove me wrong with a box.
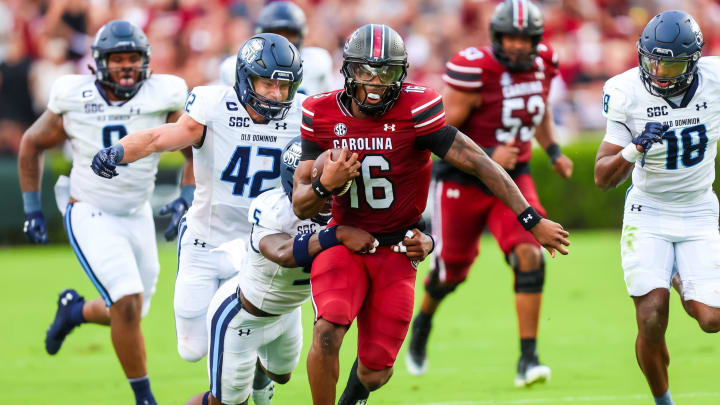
[293,23,569,405]
[407,0,574,388]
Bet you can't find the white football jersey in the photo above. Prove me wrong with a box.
[602,57,720,204]
[48,74,188,215]
[219,46,334,96]
[184,85,304,247]
[241,188,321,315]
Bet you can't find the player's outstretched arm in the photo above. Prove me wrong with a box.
[443,131,569,256]
[292,148,360,219]
[17,110,68,244]
[534,108,573,179]
[91,113,204,179]
[259,225,377,267]
[118,113,204,163]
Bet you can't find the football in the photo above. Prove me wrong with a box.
[311,149,353,196]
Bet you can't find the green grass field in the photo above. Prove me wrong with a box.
[3,230,719,405]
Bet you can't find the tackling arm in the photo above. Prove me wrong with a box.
[594,141,634,190]
[18,110,68,192]
[117,113,204,164]
[442,131,569,255]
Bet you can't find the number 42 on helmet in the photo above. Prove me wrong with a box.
[311,149,353,196]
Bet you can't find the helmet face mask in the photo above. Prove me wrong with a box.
[234,34,303,121]
[341,24,408,116]
[92,21,151,100]
[637,10,704,98]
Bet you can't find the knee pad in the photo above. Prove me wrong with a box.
[512,255,545,293]
[424,265,460,301]
[176,316,208,362]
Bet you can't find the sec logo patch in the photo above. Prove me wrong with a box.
[334,123,347,137]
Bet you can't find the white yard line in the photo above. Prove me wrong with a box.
[406,391,720,405]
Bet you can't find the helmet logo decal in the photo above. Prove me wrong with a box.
[271,70,294,81]
[241,38,264,64]
[652,47,673,56]
[282,142,302,169]
[334,123,348,137]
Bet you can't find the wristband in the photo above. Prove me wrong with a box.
[621,143,642,163]
[311,177,332,198]
[180,185,196,205]
[545,143,562,164]
[22,191,41,214]
[424,233,435,254]
[292,233,313,267]
[110,143,125,164]
[517,206,542,231]
[318,226,340,250]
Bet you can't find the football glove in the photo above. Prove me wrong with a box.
[159,185,195,241]
[91,145,124,179]
[633,122,669,166]
[24,211,48,244]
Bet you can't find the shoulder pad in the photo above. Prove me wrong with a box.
[47,75,94,114]
[602,76,632,122]
[443,47,487,90]
[248,189,289,232]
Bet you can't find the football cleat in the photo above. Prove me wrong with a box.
[515,354,551,387]
[252,380,274,405]
[405,315,431,376]
[45,289,84,355]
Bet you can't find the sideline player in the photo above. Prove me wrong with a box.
[91,33,304,370]
[219,1,334,96]
[185,137,376,405]
[292,24,570,405]
[594,11,720,405]
[407,0,573,386]
[18,20,189,405]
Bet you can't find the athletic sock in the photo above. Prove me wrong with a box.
[520,338,537,359]
[654,390,674,405]
[252,363,272,390]
[128,375,156,405]
[338,357,370,405]
[202,391,210,405]
[414,311,433,330]
[68,301,86,326]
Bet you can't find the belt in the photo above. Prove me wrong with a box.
[371,219,426,246]
[236,286,277,317]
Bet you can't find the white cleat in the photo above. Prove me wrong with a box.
[515,356,551,387]
[252,380,274,405]
[405,350,427,376]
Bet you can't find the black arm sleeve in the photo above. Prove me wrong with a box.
[300,138,324,161]
[414,125,457,158]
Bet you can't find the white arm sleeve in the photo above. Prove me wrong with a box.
[602,120,633,146]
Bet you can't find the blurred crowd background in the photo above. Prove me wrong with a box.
[1,0,720,157]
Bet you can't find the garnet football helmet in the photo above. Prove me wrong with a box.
[91,20,151,99]
[638,10,703,98]
[341,24,408,116]
[489,0,544,72]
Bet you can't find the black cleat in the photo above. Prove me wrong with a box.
[45,289,84,355]
[405,314,431,376]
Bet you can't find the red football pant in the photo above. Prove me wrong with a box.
[432,174,546,285]
[310,245,416,370]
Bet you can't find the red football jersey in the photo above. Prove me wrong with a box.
[443,43,558,163]
[301,83,446,234]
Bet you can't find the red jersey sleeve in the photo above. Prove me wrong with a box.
[300,96,318,143]
[409,86,446,136]
[537,42,559,80]
[442,46,487,91]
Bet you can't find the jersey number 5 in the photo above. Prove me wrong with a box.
[496,95,545,143]
[348,155,395,210]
